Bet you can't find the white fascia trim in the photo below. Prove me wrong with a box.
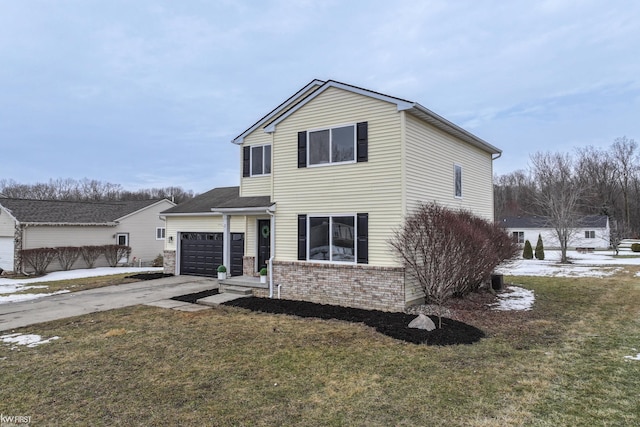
[115,199,176,222]
[264,81,415,134]
[161,212,223,217]
[232,79,325,145]
[211,205,276,215]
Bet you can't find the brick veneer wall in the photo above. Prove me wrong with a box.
[163,250,176,275]
[266,261,407,312]
[243,256,257,277]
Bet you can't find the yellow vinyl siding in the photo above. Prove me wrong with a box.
[240,131,272,198]
[164,216,245,251]
[271,87,404,267]
[404,113,495,221]
[244,216,271,257]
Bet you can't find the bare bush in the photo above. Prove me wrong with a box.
[389,203,518,327]
[56,246,81,270]
[21,248,57,275]
[103,245,131,267]
[80,246,104,268]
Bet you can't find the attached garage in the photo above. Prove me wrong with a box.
[179,232,244,277]
[0,237,14,272]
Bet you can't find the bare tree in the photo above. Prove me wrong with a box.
[611,136,638,230]
[529,152,585,263]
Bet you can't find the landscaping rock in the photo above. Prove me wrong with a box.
[408,314,436,331]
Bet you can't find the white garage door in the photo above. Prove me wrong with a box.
[0,237,14,271]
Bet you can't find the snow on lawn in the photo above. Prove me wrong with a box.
[491,286,535,311]
[0,267,162,305]
[624,351,640,361]
[1,333,60,349]
[496,250,640,277]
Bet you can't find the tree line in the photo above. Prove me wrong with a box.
[0,178,195,204]
[494,136,639,257]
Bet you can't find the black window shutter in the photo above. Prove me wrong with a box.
[357,213,368,264]
[297,131,307,168]
[242,146,250,177]
[356,122,368,162]
[297,214,307,260]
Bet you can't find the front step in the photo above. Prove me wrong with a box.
[222,285,254,296]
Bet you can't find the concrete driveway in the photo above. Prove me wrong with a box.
[0,275,218,332]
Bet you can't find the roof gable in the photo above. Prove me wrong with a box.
[237,79,501,155]
[0,198,170,225]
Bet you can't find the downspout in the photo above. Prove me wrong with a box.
[267,209,275,298]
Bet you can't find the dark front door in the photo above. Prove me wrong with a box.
[257,219,271,272]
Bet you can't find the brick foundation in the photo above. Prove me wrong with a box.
[163,250,176,275]
[268,261,406,312]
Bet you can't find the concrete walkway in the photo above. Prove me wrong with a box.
[0,275,220,332]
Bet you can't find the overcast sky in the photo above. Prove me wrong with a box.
[1,1,638,194]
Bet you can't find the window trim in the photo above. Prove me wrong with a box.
[156,227,166,240]
[306,123,357,167]
[307,213,357,264]
[454,163,463,198]
[249,144,271,177]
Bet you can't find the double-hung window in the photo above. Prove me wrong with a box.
[585,230,595,239]
[512,231,524,244]
[250,144,271,176]
[156,227,166,240]
[308,124,355,166]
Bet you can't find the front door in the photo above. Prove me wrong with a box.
[257,219,271,272]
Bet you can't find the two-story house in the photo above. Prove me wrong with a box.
[162,79,501,311]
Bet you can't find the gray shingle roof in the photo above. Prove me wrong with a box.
[499,215,608,229]
[0,198,165,224]
[161,187,272,214]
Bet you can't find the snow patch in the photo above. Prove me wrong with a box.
[0,267,162,286]
[1,333,60,349]
[0,290,70,304]
[490,286,535,311]
[624,353,640,361]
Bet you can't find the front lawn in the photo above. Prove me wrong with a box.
[1,272,639,426]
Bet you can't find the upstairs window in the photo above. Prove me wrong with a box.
[250,144,271,176]
[298,122,367,168]
[454,164,463,198]
[308,125,355,166]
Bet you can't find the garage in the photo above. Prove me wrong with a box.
[179,232,244,277]
[0,237,14,272]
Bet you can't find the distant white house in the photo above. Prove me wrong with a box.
[500,215,610,250]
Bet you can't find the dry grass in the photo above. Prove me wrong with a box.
[1,270,639,426]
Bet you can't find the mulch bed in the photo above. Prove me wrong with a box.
[170,289,220,304]
[125,273,174,280]
[223,297,485,346]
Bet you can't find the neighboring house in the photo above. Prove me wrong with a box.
[162,79,501,311]
[0,198,175,273]
[500,215,611,250]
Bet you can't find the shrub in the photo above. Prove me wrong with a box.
[152,254,164,267]
[217,265,227,273]
[260,267,268,276]
[631,243,640,253]
[21,248,57,275]
[103,245,131,267]
[56,246,81,270]
[80,246,104,268]
[389,202,518,327]
[535,234,545,260]
[523,240,534,259]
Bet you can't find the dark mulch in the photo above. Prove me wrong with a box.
[170,289,220,303]
[223,297,485,346]
[125,273,174,280]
